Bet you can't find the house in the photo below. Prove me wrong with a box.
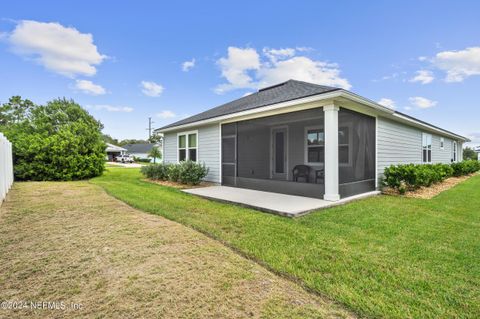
[105,143,127,161]
[475,146,480,160]
[155,80,468,201]
[123,143,161,162]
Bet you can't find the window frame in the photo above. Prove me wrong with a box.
[304,124,353,166]
[177,130,198,163]
[452,141,457,162]
[304,126,324,165]
[422,132,432,164]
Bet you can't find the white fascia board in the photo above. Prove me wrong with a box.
[157,90,393,133]
[156,89,468,142]
[391,113,470,142]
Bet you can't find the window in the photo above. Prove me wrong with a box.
[338,126,350,165]
[306,127,324,164]
[422,133,432,163]
[305,126,351,165]
[178,131,197,162]
[440,137,444,150]
[453,141,457,162]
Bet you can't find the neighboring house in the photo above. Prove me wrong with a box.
[123,143,161,162]
[475,146,480,160]
[156,80,468,201]
[105,143,127,161]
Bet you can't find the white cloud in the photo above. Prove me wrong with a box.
[215,47,260,94]
[156,110,176,119]
[409,96,437,109]
[377,98,396,109]
[258,56,351,90]
[433,46,480,82]
[182,58,195,72]
[409,70,434,84]
[6,20,106,77]
[263,47,296,62]
[242,92,254,97]
[74,79,106,95]
[215,46,351,94]
[140,81,164,97]
[87,104,133,112]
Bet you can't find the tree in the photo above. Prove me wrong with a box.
[102,134,119,145]
[3,97,106,181]
[463,146,478,161]
[118,139,148,146]
[0,96,35,127]
[148,132,163,144]
[148,146,162,164]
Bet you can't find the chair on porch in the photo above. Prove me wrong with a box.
[292,165,310,183]
[315,169,324,184]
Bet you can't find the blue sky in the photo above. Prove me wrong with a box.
[1,1,479,146]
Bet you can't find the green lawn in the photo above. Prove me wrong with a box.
[91,168,480,318]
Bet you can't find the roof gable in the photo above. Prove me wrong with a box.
[158,80,339,130]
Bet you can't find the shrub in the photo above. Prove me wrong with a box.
[141,163,169,180]
[177,161,209,185]
[141,161,209,185]
[383,160,480,192]
[134,157,151,163]
[167,164,182,182]
[452,160,480,176]
[2,97,105,181]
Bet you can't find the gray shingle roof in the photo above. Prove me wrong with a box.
[123,143,156,154]
[157,80,340,131]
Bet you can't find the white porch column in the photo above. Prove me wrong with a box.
[323,104,340,201]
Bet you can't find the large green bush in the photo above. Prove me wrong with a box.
[383,160,479,191]
[141,161,209,185]
[141,163,170,180]
[1,97,105,181]
[451,160,480,176]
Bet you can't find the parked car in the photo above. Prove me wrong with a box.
[115,154,134,163]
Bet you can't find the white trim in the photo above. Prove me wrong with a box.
[422,132,432,164]
[157,90,468,142]
[270,126,289,180]
[218,123,222,184]
[392,113,468,142]
[323,104,340,201]
[303,122,353,167]
[176,130,198,163]
[452,140,458,162]
[304,125,324,166]
[375,115,378,188]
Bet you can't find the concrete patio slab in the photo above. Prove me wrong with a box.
[183,186,380,217]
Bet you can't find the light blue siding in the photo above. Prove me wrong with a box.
[162,124,221,183]
[377,116,461,184]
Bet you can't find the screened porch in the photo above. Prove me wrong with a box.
[220,106,376,199]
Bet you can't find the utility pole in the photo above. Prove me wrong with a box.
[146,117,154,140]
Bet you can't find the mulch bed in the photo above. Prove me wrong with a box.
[144,179,216,189]
[382,174,474,199]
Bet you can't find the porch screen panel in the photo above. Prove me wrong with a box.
[236,108,324,181]
[222,123,237,185]
[338,108,376,188]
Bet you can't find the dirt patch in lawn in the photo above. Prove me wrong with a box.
[144,178,217,189]
[0,181,353,319]
[382,174,473,199]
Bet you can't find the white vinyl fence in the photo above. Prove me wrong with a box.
[0,133,14,204]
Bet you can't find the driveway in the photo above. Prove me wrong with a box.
[106,161,143,168]
[0,181,352,318]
